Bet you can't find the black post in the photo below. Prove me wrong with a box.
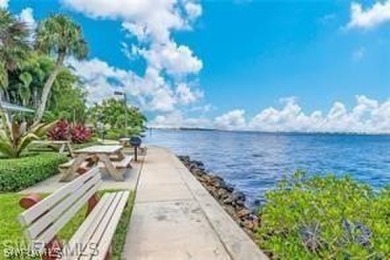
[134,146,138,162]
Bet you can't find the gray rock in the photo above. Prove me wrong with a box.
[232,191,246,202]
[235,199,245,207]
[223,196,234,204]
[237,209,251,218]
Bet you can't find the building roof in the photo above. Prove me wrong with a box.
[0,101,35,113]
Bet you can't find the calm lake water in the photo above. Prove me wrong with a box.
[145,129,390,207]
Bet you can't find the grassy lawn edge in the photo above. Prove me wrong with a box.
[0,190,134,260]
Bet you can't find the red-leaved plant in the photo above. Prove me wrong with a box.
[70,124,92,144]
[47,119,70,141]
[48,120,92,143]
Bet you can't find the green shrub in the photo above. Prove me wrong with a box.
[256,172,390,259]
[0,153,67,192]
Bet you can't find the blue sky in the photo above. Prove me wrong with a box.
[5,0,390,133]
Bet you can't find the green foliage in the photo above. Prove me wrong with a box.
[7,53,52,108]
[0,109,57,158]
[0,153,67,192]
[35,14,88,60]
[0,11,89,124]
[48,68,87,122]
[88,98,147,137]
[0,9,30,88]
[256,172,390,259]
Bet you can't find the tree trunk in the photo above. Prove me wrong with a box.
[33,53,65,126]
[33,88,38,108]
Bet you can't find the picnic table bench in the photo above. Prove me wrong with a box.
[59,156,133,174]
[59,145,132,182]
[18,167,130,260]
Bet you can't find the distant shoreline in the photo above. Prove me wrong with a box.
[148,127,390,136]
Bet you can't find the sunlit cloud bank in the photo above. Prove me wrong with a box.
[150,96,390,134]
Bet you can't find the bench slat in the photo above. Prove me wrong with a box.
[33,179,102,245]
[19,168,100,226]
[79,192,124,260]
[60,159,89,169]
[26,173,101,240]
[92,191,129,260]
[115,156,133,168]
[64,193,116,260]
[97,156,132,169]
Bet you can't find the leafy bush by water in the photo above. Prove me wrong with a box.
[256,172,390,259]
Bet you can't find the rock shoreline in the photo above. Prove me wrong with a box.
[178,155,260,237]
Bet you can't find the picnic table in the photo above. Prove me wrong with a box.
[30,140,74,157]
[59,145,132,182]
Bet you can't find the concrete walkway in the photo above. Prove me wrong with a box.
[123,146,267,260]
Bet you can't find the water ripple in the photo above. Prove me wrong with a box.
[146,130,390,206]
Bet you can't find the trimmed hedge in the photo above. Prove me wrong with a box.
[0,153,68,192]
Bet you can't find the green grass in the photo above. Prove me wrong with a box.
[0,190,134,260]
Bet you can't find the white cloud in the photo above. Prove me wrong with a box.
[18,8,37,31]
[247,95,390,133]
[62,0,200,43]
[62,0,204,117]
[214,109,246,130]
[184,1,202,21]
[68,57,202,113]
[176,83,203,105]
[149,111,211,129]
[0,0,8,9]
[137,41,202,75]
[146,95,390,133]
[348,1,390,29]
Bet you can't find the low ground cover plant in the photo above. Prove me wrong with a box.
[256,172,390,259]
[0,153,67,192]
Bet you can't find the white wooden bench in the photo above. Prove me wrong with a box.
[18,167,130,260]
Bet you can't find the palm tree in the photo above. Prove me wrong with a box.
[33,14,88,125]
[0,9,30,98]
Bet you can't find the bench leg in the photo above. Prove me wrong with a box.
[86,193,100,216]
[59,144,65,154]
[97,154,124,181]
[67,143,75,158]
[105,247,111,260]
[43,238,63,260]
[59,154,88,182]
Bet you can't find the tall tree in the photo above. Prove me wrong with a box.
[33,14,88,125]
[0,9,30,97]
